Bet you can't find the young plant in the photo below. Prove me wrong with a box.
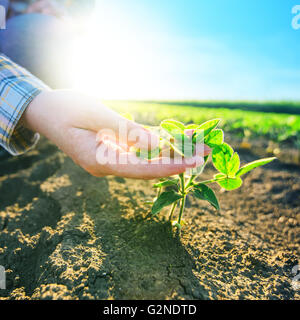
[140,119,276,231]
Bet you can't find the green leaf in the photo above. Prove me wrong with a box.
[174,135,194,157]
[160,120,184,140]
[236,157,276,177]
[161,120,196,157]
[212,143,234,174]
[216,176,243,190]
[204,129,224,147]
[121,112,134,121]
[160,119,185,138]
[163,119,186,130]
[151,191,183,215]
[153,179,179,188]
[227,152,240,177]
[163,138,185,157]
[185,124,199,129]
[193,119,221,143]
[193,184,220,210]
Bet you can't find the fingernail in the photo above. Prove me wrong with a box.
[204,144,211,154]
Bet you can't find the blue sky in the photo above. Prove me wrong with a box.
[90,0,300,100]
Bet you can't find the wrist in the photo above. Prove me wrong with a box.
[22,90,54,134]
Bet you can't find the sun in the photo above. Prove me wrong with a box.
[64,9,159,100]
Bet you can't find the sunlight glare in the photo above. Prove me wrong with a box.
[66,7,160,100]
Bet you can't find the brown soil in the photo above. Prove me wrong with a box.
[0,138,299,300]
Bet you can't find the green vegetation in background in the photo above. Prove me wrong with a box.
[143,101,300,115]
[105,101,300,147]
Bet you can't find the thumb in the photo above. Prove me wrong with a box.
[89,104,159,149]
[69,92,159,149]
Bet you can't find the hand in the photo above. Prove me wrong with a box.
[23,90,210,179]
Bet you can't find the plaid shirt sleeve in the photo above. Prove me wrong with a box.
[0,54,50,155]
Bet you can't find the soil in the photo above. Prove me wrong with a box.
[0,138,299,300]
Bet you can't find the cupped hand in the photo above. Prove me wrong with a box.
[23,90,210,179]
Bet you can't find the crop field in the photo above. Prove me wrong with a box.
[107,101,300,148]
[0,101,299,300]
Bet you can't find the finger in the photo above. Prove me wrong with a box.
[62,128,203,180]
[194,144,211,157]
[106,157,203,179]
[97,113,159,150]
[96,131,130,152]
[96,136,130,152]
[73,98,159,150]
[96,144,204,179]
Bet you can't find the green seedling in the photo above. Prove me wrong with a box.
[139,118,276,232]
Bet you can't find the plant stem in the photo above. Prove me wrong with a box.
[178,195,186,225]
[156,186,162,198]
[198,177,226,185]
[198,178,217,184]
[179,173,185,193]
[185,174,197,188]
[168,201,177,221]
[177,172,186,226]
